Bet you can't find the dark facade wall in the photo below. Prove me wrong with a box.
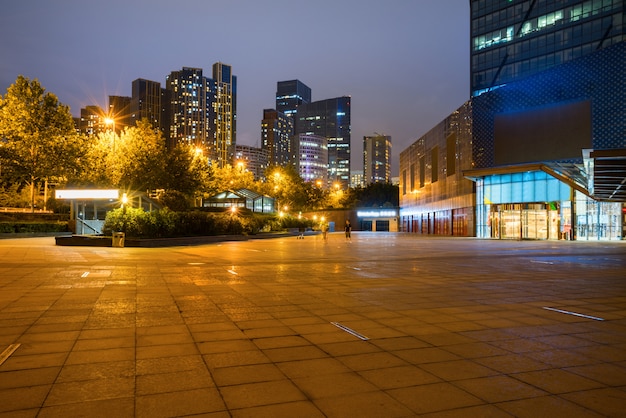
[472,41,625,168]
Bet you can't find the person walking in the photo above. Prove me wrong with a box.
[321,222,329,241]
[344,219,352,241]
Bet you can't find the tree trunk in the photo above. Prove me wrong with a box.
[30,177,35,213]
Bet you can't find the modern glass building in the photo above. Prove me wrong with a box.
[276,80,311,118]
[399,1,625,240]
[471,0,625,97]
[296,96,352,188]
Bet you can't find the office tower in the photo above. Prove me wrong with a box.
[131,79,162,130]
[108,96,131,132]
[296,133,328,185]
[296,96,351,187]
[276,80,311,134]
[276,80,311,117]
[234,145,268,180]
[166,67,214,151]
[213,62,237,167]
[363,134,392,184]
[261,109,294,166]
[471,0,625,97]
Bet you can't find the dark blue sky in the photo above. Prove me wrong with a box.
[1,0,469,175]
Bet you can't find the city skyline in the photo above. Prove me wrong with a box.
[0,0,469,176]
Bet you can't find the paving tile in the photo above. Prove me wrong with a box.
[136,354,205,375]
[336,351,408,371]
[202,350,271,369]
[512,369,605,394]
[561,387,626,417]
[220,380,306,409]
[474,353,550,374]
[135,388,226,418]
[56,360,134,383]
[37,398,135,418]
[453,375,548,403]
[313,391,414,418]
[136,368,215,395]
[212,363,286,386]
[497,395,603,418]
[387,382,483,414]
[43,377,134,406]
[421,359,500,381]
[564,363,626,386]
[293,372,378,399]
[276,357,352,379]
[0,385,51,413]
[230,400,325,418]
[358,364,442,389]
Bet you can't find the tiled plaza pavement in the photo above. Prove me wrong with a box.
[0,233,625,417]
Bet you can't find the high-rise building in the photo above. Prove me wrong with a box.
[296,96,351,187]
[276,80,311,118]
[261,109,294,166]
[363,134,392,184]
[213,62,237,167]
[166,67,214,151]
[471,0,625,97]
[165,64,236,167]
[131,79,163,131]
[296,133,328,185]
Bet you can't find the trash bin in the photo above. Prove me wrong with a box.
[112,232,125,247]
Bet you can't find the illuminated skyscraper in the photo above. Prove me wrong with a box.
[471,0,625,97]
[165,64,236,166]
[296,96,351,187]
[213,62,237,167]
[166,67,214,151]
[363,134,391,184]
[131,79,163,131]
[261,109,294,167]
[296,133,328,185]
[276,80,311,118]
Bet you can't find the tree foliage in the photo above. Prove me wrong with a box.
[0,76,85,210]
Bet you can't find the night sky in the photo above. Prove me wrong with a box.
[1,0,469,176]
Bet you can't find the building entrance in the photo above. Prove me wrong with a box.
[490,204,559,240]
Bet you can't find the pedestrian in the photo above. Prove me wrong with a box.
[344,219,351,241]
[321,222,328,241]
[298,225,305,239]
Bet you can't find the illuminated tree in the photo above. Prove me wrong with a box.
[0,76,85,211]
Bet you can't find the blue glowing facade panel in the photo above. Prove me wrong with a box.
[472,41,625,168]
[482,171,571,205]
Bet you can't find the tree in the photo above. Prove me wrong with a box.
[0,76,85,210]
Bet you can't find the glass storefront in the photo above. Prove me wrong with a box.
[476,170,623,241]
[575,191,623,240]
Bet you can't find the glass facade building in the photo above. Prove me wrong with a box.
[400,14,625,240]
[296,97,352,188]
[471,0,625,97]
